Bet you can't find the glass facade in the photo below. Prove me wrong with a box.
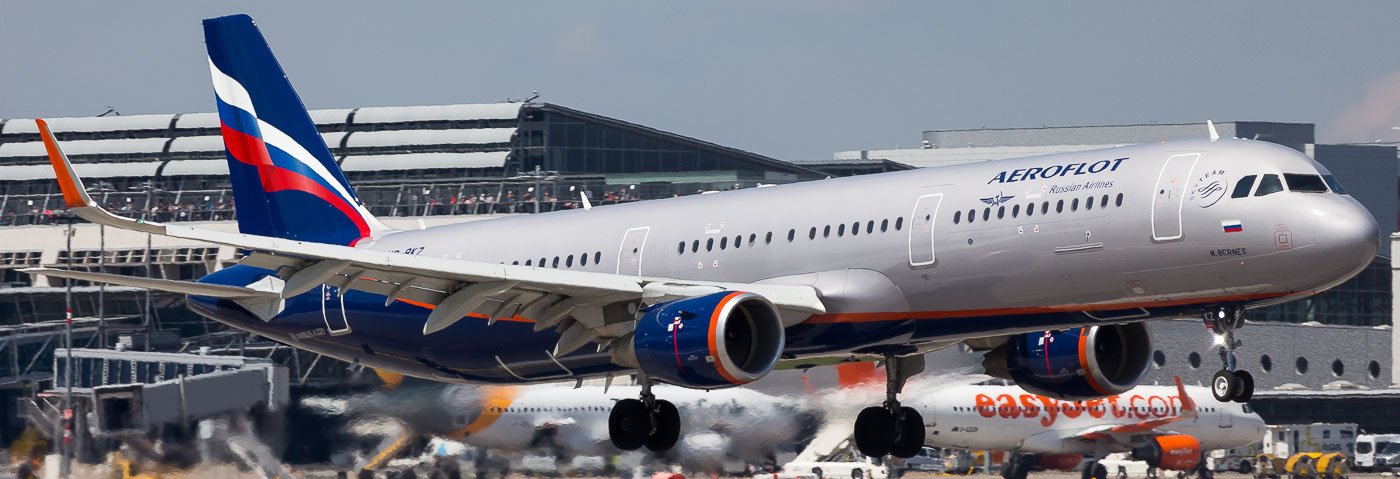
[1254,256,1391,326]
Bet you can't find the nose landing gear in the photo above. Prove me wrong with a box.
[852,354,926,459]
[608,379,681,452]
[1205,305,1254,403]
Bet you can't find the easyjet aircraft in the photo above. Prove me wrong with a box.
[307,375,813,473]
[24,14,1377,459]
[921,378,1265,479]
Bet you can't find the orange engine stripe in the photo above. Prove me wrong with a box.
[447,386,518,438]
[708,292,746,385]
[36,120,86,208]
[1077,327,1111,395]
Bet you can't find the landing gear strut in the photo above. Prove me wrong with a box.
[608,379,680,452]
[852,354,926,459]
[1204,305,1253,403]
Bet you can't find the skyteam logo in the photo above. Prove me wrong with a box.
[1189,169,1227,208]
[980,192,1016,207]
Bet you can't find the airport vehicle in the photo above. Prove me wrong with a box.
[1353,434,1399,471]
[1206,440,1263,473]
[901,447,946,473]
[23,13,1379,460]
[1262,424,1357,459]
[923,378,1265,479]
[785,442,894,479]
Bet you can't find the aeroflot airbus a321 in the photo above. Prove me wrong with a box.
[25,14,1378,460]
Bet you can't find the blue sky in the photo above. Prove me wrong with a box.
[3,2,1399,162]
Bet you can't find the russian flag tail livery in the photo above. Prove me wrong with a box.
[203,14,389,246]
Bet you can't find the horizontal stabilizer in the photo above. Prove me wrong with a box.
[20,267,278,299]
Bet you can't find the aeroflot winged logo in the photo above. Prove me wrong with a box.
[980,192,1016,207]
[988,157,1129,184]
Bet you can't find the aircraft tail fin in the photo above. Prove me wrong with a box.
[202,14,390,245]
[1174,376,1199,419]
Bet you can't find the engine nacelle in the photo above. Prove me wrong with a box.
[616,291,785,389]
[983,322,1153,400]
[1130,435,1201,471]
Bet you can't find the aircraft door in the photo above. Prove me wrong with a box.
[617,226,650,276]
[1150,153,1200,242]
[1218,403,1234,428]
[908,193,943,267]
[321,285,352,335]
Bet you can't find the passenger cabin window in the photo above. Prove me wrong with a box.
[1323,175,1347,193]
[1284,174,1328,193]
[954,211,962,224]
[1232,175,1257,198]
[1255,174,1284,196]
[594,252,601,264]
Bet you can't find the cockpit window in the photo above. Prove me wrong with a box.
[1231,175,1257,198]
[1284,174,1328,193]
[1323,175,1347,194]
[1254,174,1284,196]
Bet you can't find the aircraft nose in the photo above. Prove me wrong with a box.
[1319,199,1380,279]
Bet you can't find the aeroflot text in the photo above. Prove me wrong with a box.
[988,158,1129,184]
[973,392,1183,427]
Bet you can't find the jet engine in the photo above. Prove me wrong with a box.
[982,323,1153,400]
[1130,435,1202,471]
[612,291,785,389]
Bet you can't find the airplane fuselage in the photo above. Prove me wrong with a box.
[190,138,1378,384]
[921,384,1266,454]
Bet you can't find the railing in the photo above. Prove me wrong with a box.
[0,177,758,226]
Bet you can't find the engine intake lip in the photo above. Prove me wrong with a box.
[711,292,785,384]
[1083,322,1154,394]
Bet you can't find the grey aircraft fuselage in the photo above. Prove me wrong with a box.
[194,137,1379,384]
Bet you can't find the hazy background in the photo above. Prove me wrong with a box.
[3,2,1398,162]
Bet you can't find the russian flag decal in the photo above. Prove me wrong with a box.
[1221,219,1243,233]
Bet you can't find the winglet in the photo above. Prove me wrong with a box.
[1174,376,1199,419]
[1207,120,1220,142]
[36,119,94,208]
[35,119,164,234]
[580,191,592,211]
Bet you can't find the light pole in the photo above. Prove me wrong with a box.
[61,215,75,477]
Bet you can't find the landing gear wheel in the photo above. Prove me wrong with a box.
[854,406,895,458]
[1232,370,1255,402]
[889,407,925,459]
[1211,370,1239,402]
[644,400,680,452]
[1082,461,1109,479]
[852,469,864,479]
[608,398,649,451]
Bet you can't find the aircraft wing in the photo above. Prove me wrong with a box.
[29,119,825,356]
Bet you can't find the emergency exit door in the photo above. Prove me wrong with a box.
[1151,153,1200,242]
[617,226,650,276]
[908,193,943,267]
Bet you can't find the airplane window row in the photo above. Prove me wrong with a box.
[489,406,609,413]
[511,251,603,269]
[675,217,906,255]
[956,404,1215,413]
[1231,173,1339,198]
[953,193,1125,225]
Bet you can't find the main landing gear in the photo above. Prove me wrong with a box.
[608,379,681,452]
[1205,305,1254,403]
[853,354,926,459]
